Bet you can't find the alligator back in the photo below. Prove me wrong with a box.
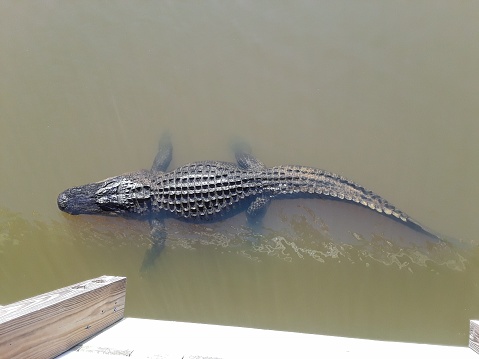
[148,162,432,237]
[150,161,262,220]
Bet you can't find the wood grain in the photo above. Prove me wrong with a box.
[470,320,479,355]
[0,275,126,359]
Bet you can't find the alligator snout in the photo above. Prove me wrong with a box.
[57,183,103,215]
[57,192,70,212]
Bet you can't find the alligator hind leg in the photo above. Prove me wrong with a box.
[140,218,167,272]
[241,195,271,245]
[232,142,266,170]
[246,195,271,228]
[232,142,270,240]
[151,132,173,172]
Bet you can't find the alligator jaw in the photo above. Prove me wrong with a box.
[57,182,104,215]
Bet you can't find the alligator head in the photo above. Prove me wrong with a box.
[57,171,152,217]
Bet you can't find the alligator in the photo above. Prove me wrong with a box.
[58,135,439,267]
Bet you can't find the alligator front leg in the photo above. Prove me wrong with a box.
[139,134,173,271]
[140,218,167,272]
[151,132,173,172]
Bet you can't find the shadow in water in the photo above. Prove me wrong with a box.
[1,206,479,346]
[147,199,470,272]
[0,200,472,277]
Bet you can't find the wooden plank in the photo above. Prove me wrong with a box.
[58,318,478,359]
[0,275,126,359]
[470,320,479,354]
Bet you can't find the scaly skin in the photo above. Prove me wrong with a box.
[58,161,436,238]
[58,137,441,270]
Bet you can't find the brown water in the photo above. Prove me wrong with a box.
[1,1,479,346]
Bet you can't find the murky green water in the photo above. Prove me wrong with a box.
[1,1,479,346]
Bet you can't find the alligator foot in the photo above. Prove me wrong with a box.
[140,237,166,273]
[140,219,167,273]
[151,132,173,172]
[141,133,173,271]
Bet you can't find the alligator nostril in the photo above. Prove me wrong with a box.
[57,193,68,210]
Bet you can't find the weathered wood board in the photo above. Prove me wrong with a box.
[470,320,479,354]
[0,275,126,359]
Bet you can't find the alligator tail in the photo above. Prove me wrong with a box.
[265,166,440,240]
